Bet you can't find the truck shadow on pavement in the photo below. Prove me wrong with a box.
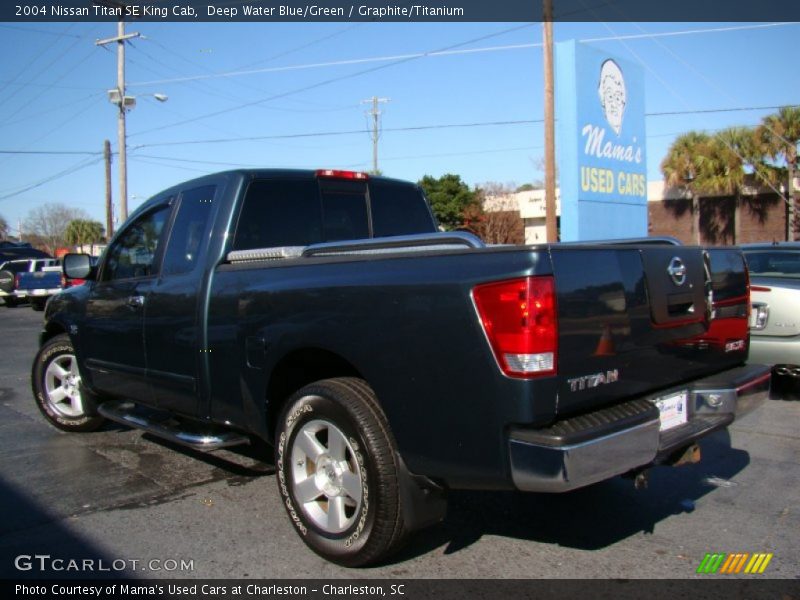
[392,429,749,562]
[0,478,127,580]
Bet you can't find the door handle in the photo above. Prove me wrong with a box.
[126,295,145,308]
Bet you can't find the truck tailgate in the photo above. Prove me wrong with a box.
[551,246,749,418]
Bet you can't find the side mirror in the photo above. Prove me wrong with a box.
[63,253,96,281]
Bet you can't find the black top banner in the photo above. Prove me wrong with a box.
[3,0,800,22]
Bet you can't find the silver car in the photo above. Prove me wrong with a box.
[742,242,800,398]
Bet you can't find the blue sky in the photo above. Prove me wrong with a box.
[0,20,797,235]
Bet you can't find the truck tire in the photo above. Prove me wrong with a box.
[275,377,406,567]
[31,334,105,432]
[3,296,19,308]
[0,270,14,294]
[31,298,47,311]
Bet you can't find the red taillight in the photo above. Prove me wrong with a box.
[473,276,558,378]
[315,169,369,180]
[61,274,67,288]
[14,274,20,288]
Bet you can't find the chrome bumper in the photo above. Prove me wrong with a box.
[509,364,771,493]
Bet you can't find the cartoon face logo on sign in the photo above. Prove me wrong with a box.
[598,59,626,136]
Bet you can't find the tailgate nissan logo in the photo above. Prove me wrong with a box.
[668,257,687,286]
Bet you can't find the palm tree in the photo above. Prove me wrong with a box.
[758,106,800,241]
[64,219,105,248]
[661,131,711,244]
[702,127,761,243]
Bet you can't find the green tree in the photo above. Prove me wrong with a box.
[661,131,712,244]
[418,173,479,230]
[701,127,763,243]
[64,219,105,247]
[758,106,800,240]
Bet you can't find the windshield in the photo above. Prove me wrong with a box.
[744,250,800,279]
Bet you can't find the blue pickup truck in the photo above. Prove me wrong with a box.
[0,257,58,308]
[15,262,62,311]
[33,169,770,566]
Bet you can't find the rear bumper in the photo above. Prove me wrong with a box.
[748,335,800,372]
[508,364,771,493]
[15,288,60,298]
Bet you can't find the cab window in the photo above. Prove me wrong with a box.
[101,205,171,282]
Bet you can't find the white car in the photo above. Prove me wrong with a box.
[742,242,800,398]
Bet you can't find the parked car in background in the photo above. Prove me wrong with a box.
[742,242,800,398]
[14,260,62,311]
[0,258,59,307]
[0,241,51,265]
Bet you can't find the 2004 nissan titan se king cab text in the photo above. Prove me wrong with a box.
[32,168,770,567]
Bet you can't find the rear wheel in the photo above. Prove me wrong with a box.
[32,334,105,432]
[275,377,406,567]
[3,296,19,308]
[30,298,47,311]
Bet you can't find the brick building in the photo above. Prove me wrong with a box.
[646,180,791,245]
[483,180,795,245]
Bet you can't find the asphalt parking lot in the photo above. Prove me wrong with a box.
[0,306,798,581]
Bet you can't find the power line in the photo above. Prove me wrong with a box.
[0,24,84,39]
[0,156,104,202]
[0,150,102,156]
[0,27,86,112]
[130,105,796,149]
[128,23,535,138]
[590,16,793,233]
[626,21,799,150]
[132,119,540,149]
[0,24,78,104]
[648,105,799,117]
[0,103,793,157]
[1,46,102,125]
[0,92,106,129]
[126,23,797,89]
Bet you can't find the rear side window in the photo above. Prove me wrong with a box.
[369,180,436,237]
[232,176,436,250]
[320,180,370,242]
[233,180,321,250]
[3,262,29,274]
[162,185,216,276]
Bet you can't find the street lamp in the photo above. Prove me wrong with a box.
[106,89,167,223]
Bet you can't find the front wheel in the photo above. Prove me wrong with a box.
[275,378,406,567]
[31,334,105,432]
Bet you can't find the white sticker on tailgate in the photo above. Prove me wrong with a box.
[655,391,688,431]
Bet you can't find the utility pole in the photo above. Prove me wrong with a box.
[104,140,114,240]
[362,96,389,174]
[542,0,558,243]
[96,17,139,223]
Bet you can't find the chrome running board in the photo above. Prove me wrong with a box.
[98,400,250,452]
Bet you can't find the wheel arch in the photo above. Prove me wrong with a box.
[40,320,67,346]
[265,347,363,445]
